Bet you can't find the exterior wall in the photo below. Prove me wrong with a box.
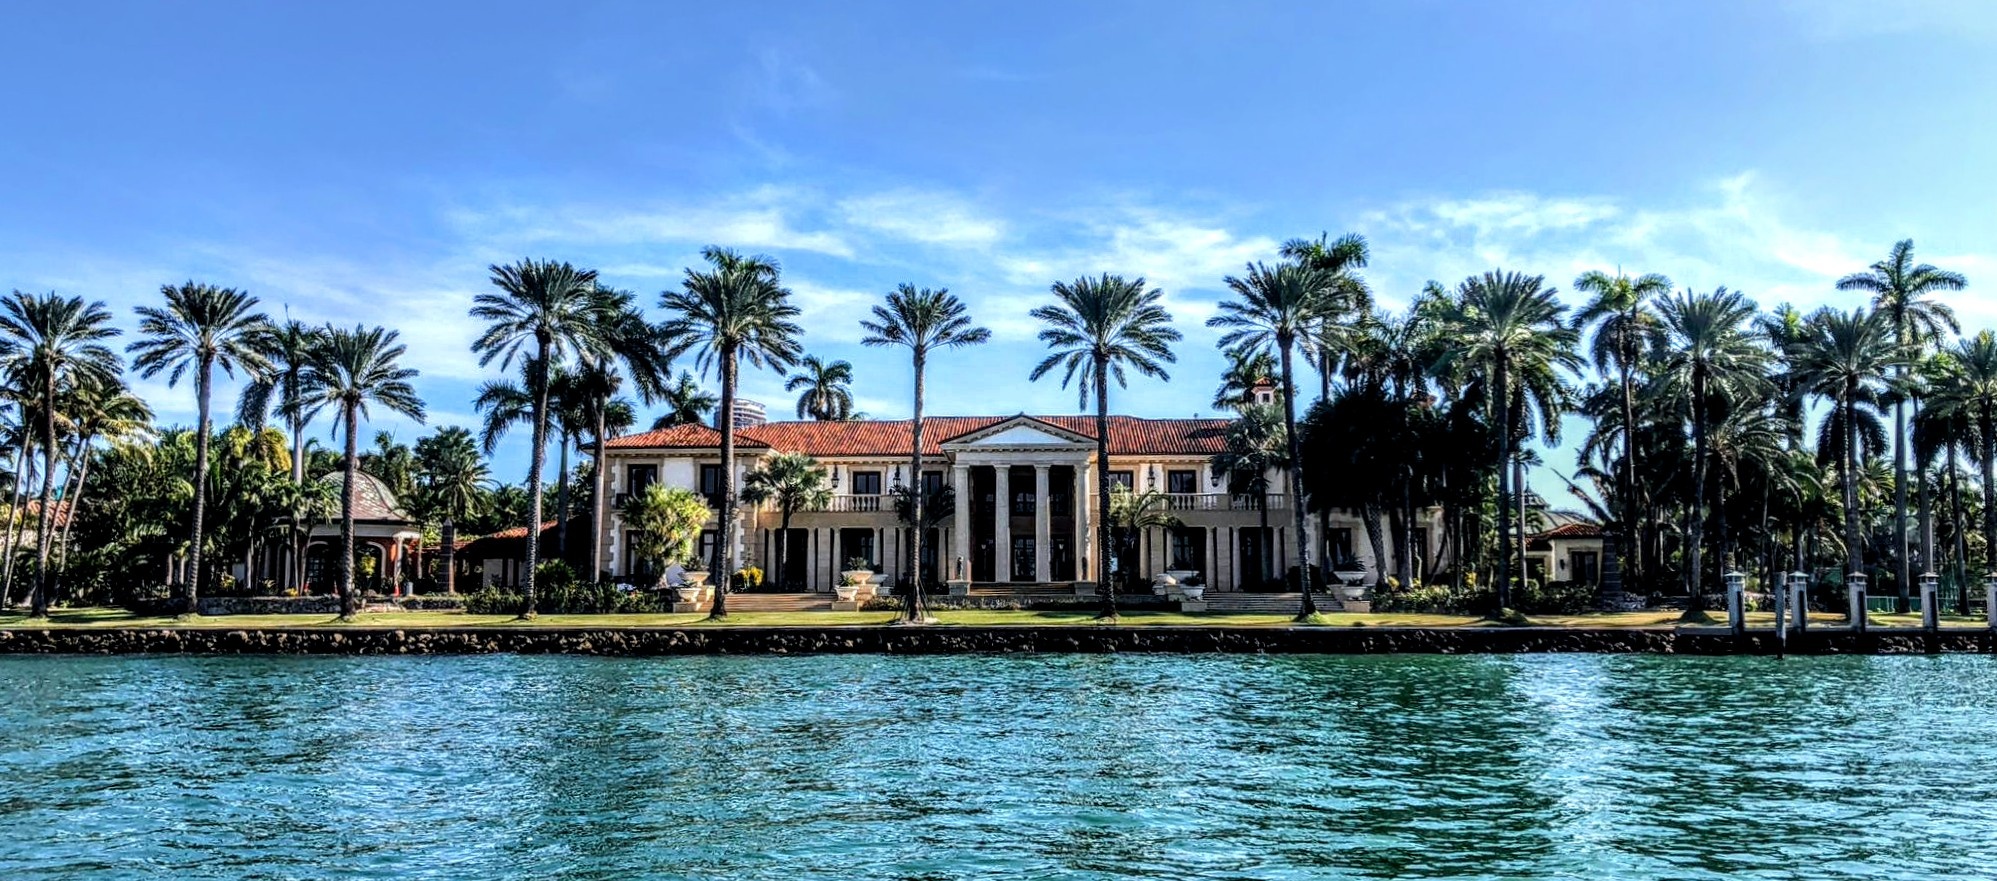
[594,421,1455,591]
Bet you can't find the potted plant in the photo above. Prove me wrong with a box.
[1179,572,1206,601]
[842,557,876,588]
[1330,556,1368,601]
[834,572,861,603]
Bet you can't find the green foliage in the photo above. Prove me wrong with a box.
[463,584,666,615]
[617,484,710,583]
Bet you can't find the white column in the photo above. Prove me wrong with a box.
[1075,465,1093,583]
[1034,464,1052,583]
[952,464,971,582]
[994,465,1012,581]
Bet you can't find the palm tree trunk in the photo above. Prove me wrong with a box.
[30,372,59,617]
[1279,343,1317,619]
[1260,490,1273,583]
[290,409,306,591]
[906,350,927,623]
[590,410,609,582]
[1620,348,1641,590]
[555,432,571,562]
[3,439,27,605]
[1095,355,1115,619]
[1686,372,1709,616]
[1361,502,1387,589]
[710,345,738,619]
[522,343,550,619]
[1846,394,1863,579]
[339,405,360,619]
[776,510,792,597]
[187,357,214,613]
[1981,408,1997,576]
[1494,354,1513,612]
[1894,387,1911,612]
[55,435,93,576]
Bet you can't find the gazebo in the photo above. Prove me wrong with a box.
[303,471,425,595]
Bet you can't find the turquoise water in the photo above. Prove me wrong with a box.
[3,654,1996,880]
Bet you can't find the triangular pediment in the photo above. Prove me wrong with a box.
[939,415,1094,449]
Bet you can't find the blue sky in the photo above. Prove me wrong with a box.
[5,1,1995,507]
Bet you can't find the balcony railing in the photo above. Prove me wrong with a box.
[1159,493,1289,512]
[812,494,885,513]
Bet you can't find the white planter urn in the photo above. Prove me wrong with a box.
[683,571,710,588]
[833,584,860,602]
[842,570,875,588]
[1181,584,1206,601]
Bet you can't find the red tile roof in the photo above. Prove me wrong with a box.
[320,471,413,522]
[603,416,1233,457]
[1528,522,1604,541]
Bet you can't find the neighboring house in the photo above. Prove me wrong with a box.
[591,413,1448,593]
[299,472,425,594]
[1524,522,1605,587]
[455,519,594,590]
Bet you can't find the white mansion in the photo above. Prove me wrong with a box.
[592,412,1443,594]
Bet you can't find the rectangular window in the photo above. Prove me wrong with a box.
[1169,527,1205,571]
[697,529,718,567]
[851,471,882,496]
[626,464,659,494]
[922,470,944,496]
[1108,470,1134,491]
[1328,528,1356,567]
[625,529,653,578]
[1167,469,1198,494]
[840,528,877,569]
[1011,536,1036,582]
[699,464,724,505]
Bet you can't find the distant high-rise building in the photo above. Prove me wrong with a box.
[718,398,767,429]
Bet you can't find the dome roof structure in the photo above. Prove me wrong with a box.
[317,471,415,523]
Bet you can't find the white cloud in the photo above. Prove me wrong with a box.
[836,190,1005,247]
[444,186,855,259]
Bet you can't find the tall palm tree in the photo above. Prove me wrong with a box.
[413,425,490,594]
[785,355,856,421]
[471,259,607,618]
[295,325,424,619]
[1573,269,1671,589]
[1030,274,1181,620]
[1837,240,1966,607]
[1280,232,1371,403]
[1437,271,1578,613]
[652,371,719,429]
[1926,331,1997,574]
[577,287,674,582]
[861,284,990,623]
[1656,288,1767,614]
[1786,308,1900,586]
[127,282,270,613]
[1209,403,1286,584]
[237,319,325,589]
[739,452,832,594]
[0,292,123,617]
[1209,260,1355,620]
[659,247,802,619]
[53,375,151,578]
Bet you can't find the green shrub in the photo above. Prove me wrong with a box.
[462,583,668,615]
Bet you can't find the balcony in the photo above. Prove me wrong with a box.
[811,494,886,513]
[1157,493,1289,512]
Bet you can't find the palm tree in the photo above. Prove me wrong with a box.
[1280,232,1371,403]
[1030,274,1181,620]
[1208,403,1286,584]
[1926,332,1997,574]
[651,371,718,429]
[1573,269,1671,589]
[1107,486,1182,592]
[860,284,990,623]
[577,287,674,582]
[1837,240,1966,608]
[739,452,832,594]
[471,259,608,618]
[659,247,802,619]
[1656,288,1767,615]
[1437,271,1578,613]
[127,283,270,612]
[53,375,151,578]
[413,426,489,594]
[1210,261,1358,619]
[1786,308,1900,587]
[237,319,324,589]
[0,292,123,617]
[786,355,856,421]
[295,325,424,619]
[1212,348,1277,412]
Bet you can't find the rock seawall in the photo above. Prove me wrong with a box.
[0,626,1988,656]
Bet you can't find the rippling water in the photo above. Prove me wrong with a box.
[3,653,1995,879]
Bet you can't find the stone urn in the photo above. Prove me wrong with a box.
[683,571,710,588]
[842,570,875,589]
[834,583,860,603]
[1151,573,1179,595]
[1180,583,1206,601]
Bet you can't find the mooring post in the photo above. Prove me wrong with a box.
[1920,572,1940,632]
[1725,571,1746,636]
[1984,573,1997,634]
[1789,571,1810,633]
[1847,571,1868,633]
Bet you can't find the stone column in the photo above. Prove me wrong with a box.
[1075,465,1093,583]
[952,464,971,585]
[1034,464,1052,583]
[994,465,1012,581]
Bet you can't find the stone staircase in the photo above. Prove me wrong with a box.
[1200,592,1343,614]
[721,593,834,612]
